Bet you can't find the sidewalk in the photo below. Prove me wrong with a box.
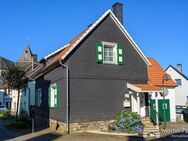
[6,129,62,141]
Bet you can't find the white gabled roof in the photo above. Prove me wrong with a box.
[166,65,188,81]
[61,9,151,67]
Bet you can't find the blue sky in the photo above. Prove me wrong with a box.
[0,0,188,75]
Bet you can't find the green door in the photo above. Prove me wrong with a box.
[150,99,156,123]
[158,99,170,122]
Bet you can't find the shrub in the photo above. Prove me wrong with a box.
[5,120,31,130]
[19,110,29,122]
[0,109,11,119]
[113,110,143,133]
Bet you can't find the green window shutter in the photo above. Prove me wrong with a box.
[54,85,58,109]
[117,45,124,65]
[48,87,51,107]
[96,42,103,63]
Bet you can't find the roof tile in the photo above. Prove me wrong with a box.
[147,58,176,87]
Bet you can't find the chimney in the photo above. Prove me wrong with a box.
[177,64,182,73]
[113,2,124,25]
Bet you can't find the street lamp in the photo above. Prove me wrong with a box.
[162,74,171,129]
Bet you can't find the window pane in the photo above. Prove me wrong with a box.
[109,52,113,56]
[103,44,115,63]
[104,47,108,51]
[109,57,113,61]
[175,79,181,86]
[104,57,108,61]
[109,48,113,52]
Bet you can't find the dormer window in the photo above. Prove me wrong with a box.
[96,41,124,65]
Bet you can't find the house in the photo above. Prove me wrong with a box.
[0,57,15,109]
[0,44,38,115]
[32,3,176,133]
[146,58,176,122]
[166,64,188,107]
[128,59,176,124]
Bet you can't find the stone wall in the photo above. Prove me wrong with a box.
[49,119,114,133]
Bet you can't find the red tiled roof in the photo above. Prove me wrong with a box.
[147,58,176,87]
[48,29,88,67]
[133,84,161,91]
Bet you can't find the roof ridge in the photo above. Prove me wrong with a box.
[167,65,188,81]
[47,9,150,67]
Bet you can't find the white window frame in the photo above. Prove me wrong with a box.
[102,41,117,64]
[50,84,57,108]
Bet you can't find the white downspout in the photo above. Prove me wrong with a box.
[59,59,69,134]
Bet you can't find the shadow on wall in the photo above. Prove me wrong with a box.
[34,78,51,132]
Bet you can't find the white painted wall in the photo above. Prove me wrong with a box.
[131,92,138,113]
[140,93,146,117]
[0,81,36,115]
[131,92,146,117]
[166,67,188,106]
[11,81,36,114]
[27,81,36,106]
[150,87,176,122]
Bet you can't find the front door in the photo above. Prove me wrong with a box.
[158,99,170,122]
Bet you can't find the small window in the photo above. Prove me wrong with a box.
[37,88,42,107]
[48,84,58,109]
[96,41,124,65]
[103,44,115,64]
[175,79,182,86]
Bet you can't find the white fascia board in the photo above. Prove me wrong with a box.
[108,11,151,67]
[44,44,70,60]
[61,9,113,60]
[127,83,162,93]
[27,64,44,78]
[61,9,151,67]
[127,83,141,93]
[142,90,163,93]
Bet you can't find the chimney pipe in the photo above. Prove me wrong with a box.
[113,2,124,25]
[177,64,182,73]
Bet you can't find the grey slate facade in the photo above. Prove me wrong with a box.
[35,13,148,125]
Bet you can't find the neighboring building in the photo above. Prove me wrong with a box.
[31,3,175,133]
[0,89,4,106]
[128,58,176,123]
[0,44,38,115]
[0,57,14,109]
[166,64,188,106]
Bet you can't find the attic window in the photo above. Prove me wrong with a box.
[175,79,182,86]
[96,41,124,65]
[104,44,115,63]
